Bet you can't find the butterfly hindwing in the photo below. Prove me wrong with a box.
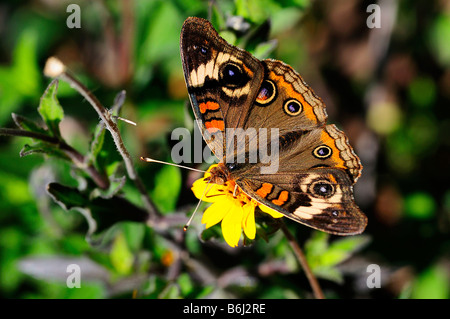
[231,125,365,235]
[236,168,366,235]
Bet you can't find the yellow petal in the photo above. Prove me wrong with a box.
[242,204,256,240]
[192,179,226,203]
[259,204,284,218]
[201,199,230,228]
[221,202,244,247]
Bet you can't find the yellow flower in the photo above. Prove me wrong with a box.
[191,164,283,247]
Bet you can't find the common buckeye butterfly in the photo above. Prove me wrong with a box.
[180,17,367,235]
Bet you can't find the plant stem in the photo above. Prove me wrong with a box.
[0,128,109,190]
[44,58,159,219]
[280,222,325,299]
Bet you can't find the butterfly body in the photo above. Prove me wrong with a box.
[181,17,367,235]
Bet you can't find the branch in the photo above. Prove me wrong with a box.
[44,57,159,220]
[0,127,109,190]
[280,222,325,299]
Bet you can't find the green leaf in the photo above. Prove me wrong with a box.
[110,232,134,275]
[304,232,370,283]
[312,266,344,284]
[64,282,106,299]
[324,235,371,266]
[46,182,89,210]
[12,113,47,135]
[404,192,436,219]
[20,142,69,160]
[411,264,450,299]
[0,28,41,125]
[304,231,329,260]
[122,222,146,253]
[88,125,106,164]
[429,13,450,67]
[46,183,149,234]
[159,283,180,299]
[253,40,278,59]
[151,165,181,213]
[177,273,194,296]
[38,79,64,138]
[408,77,436,108]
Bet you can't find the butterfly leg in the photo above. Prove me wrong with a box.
[232,183,239,198]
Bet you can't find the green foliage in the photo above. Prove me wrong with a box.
[151,165,182,213]
[305,232,370,283]
[0,28,41,125]
[410,264,450,299]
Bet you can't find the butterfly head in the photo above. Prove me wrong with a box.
[207,163,231,185]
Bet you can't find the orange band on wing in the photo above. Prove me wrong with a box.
[205,119,224,133]
[272,191,289,206]
[328,173,337,184]
[269,72,318,123]
[320,130,346,169]
[199,101,220,114]
[256,183,273,199]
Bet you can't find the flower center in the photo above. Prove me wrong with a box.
[222,180,256,208]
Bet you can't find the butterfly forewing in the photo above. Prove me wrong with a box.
[180,17,264,158]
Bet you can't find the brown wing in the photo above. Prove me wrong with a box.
[237,168,367,235]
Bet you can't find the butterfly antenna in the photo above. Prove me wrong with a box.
[140,157,206,173]
[184,179,212,231]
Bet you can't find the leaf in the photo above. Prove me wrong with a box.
[12,113,47,135]
[429,13,450,67]
[122,222,146,253]
[20,142,69,160]
[151,165,181,213]
[110,232,134,275]
[411,264,450,299]
[46,182,89,210]
[253,40,278,59]
[312,266,344,284]
[404,192,436,219]
[47,182,149,234]
[38,79,64,138]
[88,125,106,163]
[177,273,194,296]
[323,235,371,267]
[0,28,41,125]
[304,232,370,283]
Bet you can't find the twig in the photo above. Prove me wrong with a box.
[280,222,325,299]
[0,128,109,190]
[44,57,159,220]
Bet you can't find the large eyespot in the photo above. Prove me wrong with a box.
[220,63,244,88]
[310,180,335,198]
[283,99,303,116]
[256,80,277,106]
[313,145,332,159]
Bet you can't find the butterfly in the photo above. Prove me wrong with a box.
[180,17,367,235]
